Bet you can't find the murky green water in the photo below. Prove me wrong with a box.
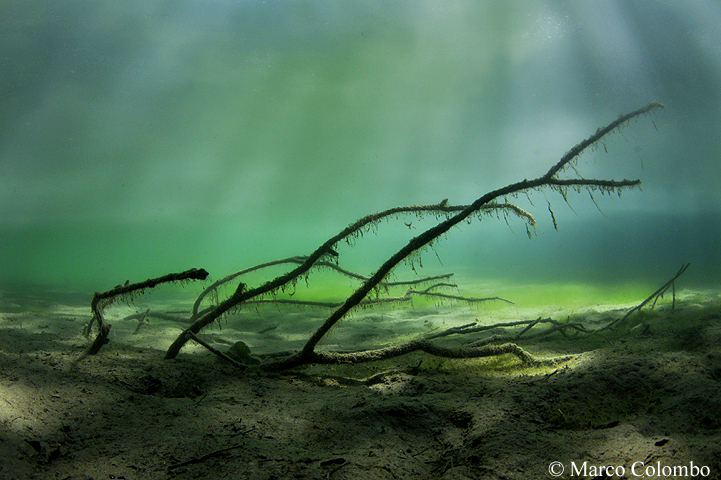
[1,1,719,303]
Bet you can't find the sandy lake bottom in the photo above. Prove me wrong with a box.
[1,286,720,479]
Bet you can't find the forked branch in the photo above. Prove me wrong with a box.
[165,201,535,359]
[263,101,663,371]
[91,103,662,371]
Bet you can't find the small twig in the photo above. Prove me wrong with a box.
[407,289,514,305]
[257,324,279,334]
[601,263,690,330]
[124,311,191,324]
[242,285,510,310]
[672,280,676,311]
[426,322,477,339]
[167,433,254,471]
[187,332,247,370]
[429,318,579,339]
[515,317,541,339]
[327,459,349,477]
[412,445,434,457]
[132,309,151,335]
[465,334,510,348]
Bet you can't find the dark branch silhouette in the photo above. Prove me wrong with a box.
[84,102,665,370]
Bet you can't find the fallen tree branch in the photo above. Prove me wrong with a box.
[261,101,663,371]
[425,317,588,344]
[266,338,539,369]
[406,287,514,305]
[243,283,511,309]
[85,268,209,355]
[191,257,447,317]
[165,201,536,359]
[87,103,663,372]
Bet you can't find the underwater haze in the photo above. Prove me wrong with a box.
[1,0,720,299]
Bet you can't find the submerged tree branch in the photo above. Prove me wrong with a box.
[189,202,532,319]
[86,102,664,372]
[85,268,209,355]
[262,101,664,371]
[165,201,535,359]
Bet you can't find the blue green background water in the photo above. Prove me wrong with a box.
[1,1,720,304]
